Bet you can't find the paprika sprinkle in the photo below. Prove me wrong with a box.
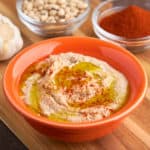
[99,5,150,39]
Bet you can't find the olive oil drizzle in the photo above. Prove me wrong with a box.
[29,82,40,112]
[54,61,117,108]
[54,62,101,89]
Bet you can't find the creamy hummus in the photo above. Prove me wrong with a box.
[21,52,128,123]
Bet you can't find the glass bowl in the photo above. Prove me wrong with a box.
[92,0,150,53]
[16,0,90,37]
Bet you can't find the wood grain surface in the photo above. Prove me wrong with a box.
[0,0,150,150]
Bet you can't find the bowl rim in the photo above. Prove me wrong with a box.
[16,0,90,26]
[92,0,150,44]
[3,36,148,129]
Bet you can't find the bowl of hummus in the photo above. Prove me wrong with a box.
[3,37,147,142]
[20,52,128,123]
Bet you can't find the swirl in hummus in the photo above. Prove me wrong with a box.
[20,52,129,123]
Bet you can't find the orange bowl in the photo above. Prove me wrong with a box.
[3,37,147,142]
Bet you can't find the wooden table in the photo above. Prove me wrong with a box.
[0,0,150,149]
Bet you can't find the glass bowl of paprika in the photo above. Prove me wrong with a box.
[92,0,150,53]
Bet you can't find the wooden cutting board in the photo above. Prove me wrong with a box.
[0,0,150,149]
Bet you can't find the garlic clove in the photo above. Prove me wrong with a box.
[0,14,23,61]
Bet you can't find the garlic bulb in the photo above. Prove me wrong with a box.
[0,14,23,61]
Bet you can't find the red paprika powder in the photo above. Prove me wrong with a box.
[99,5,150,39]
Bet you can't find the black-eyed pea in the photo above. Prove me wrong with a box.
[44,4,52,10]
[58,8,65,17]
[44,5,50,10]
[25,2,33,11]
[71,7,78,13]
[22,5,26,11]
[48,16,56,23]
[57,0,66,5]
[72,12,78,17]
[69,12,76,18]
[34,0,44,7]
[60,4,67,9]
[40,14,48,22]
[23,10,28,15]
[65,7,71,14]
[23,0,29,5]
[28,11,35,18]
[40,10,48,16]
[51,19,56,23]
[40,10,48,17]
[35,12,41,18]
[65,14,72,20]
[59,18,66,23]
[81,2,88,9]
[48,0,57,4]
[44,0,49,4]
[22,0,29,8]
[49,10,57,16]
[77,2,88,10]
[32,8,38,13]
[37,5,43,11]
[69,2,77,8]
[49,4,59,10]
[55,16,59,21]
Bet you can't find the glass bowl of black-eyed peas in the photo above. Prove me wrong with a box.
[16,0,90,37]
